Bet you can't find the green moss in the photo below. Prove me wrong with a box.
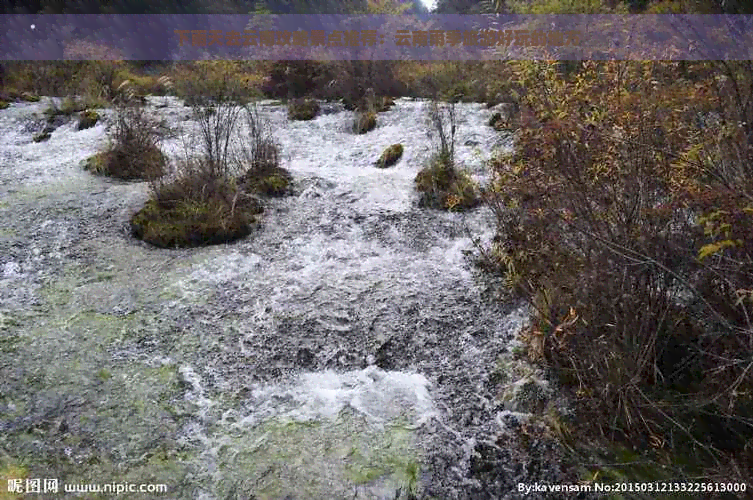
[21,92,40,102]
[131,193,264,248]
[239,166,293,197]
[96,368,112,381]
[77,110,100,130]
[353,112,377,134]
[415,154,480,211]
[0,101,9,110]
[287,97,320,121]
[376,144,404,168]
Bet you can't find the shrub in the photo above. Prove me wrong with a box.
[376,144,404,168]
[236,105,292,197]
[261,61,325,99]
[133,77,282,248]
[287,97,320,121]
[415,153,480,210]
[172,61,257,105]
[353,111,377,134]
[85,103,167,180]
[77,110,99,130]
[482,60,753,485]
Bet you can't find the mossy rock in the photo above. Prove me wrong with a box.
[32,126,53,143]
[353,112,377,134]
[77,110,100,130]
[239,165,293,197]
[288,97,320,121]
[415,154,480,211]
[82,144,166,180]
[0,101,9,110]
[131,195,264,248]
[376,144,403,168]
[21,92,40,102]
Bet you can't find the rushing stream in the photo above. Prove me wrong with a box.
[0,97,571,499]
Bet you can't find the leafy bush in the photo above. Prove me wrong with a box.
[482,60,753,483]
[172,61,259,105]
[287,97,320,121]
[376,144,404,168]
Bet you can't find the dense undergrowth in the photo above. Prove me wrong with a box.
[480,60,753,491]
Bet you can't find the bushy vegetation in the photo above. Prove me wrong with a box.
[482,60,753,485]
[84,100,168,180]
[352,111,377,134]
[237,106,292,197]
[132,78,287,248]
[376,144,404,168]
[415,101,480,211]
[287,97,320,121]
[77,109,99,130]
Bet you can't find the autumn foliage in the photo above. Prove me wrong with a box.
[484,60,753,483]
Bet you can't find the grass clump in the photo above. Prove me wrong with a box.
[131,174,263,248]
[376,144,404,168]
[353,111,377,134]
[77,109,99,130]
[287,97,320,121]
[415,153,479,211]
[415,101,480,211]
[84,102,167,180]
[237,106,292,197]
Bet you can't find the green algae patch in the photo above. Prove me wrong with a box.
[210,409,424,500]
[376,144,404,169]
[131,195,264,249]
[0,460,29,500]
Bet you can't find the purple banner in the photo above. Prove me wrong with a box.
[0,15,752,60]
